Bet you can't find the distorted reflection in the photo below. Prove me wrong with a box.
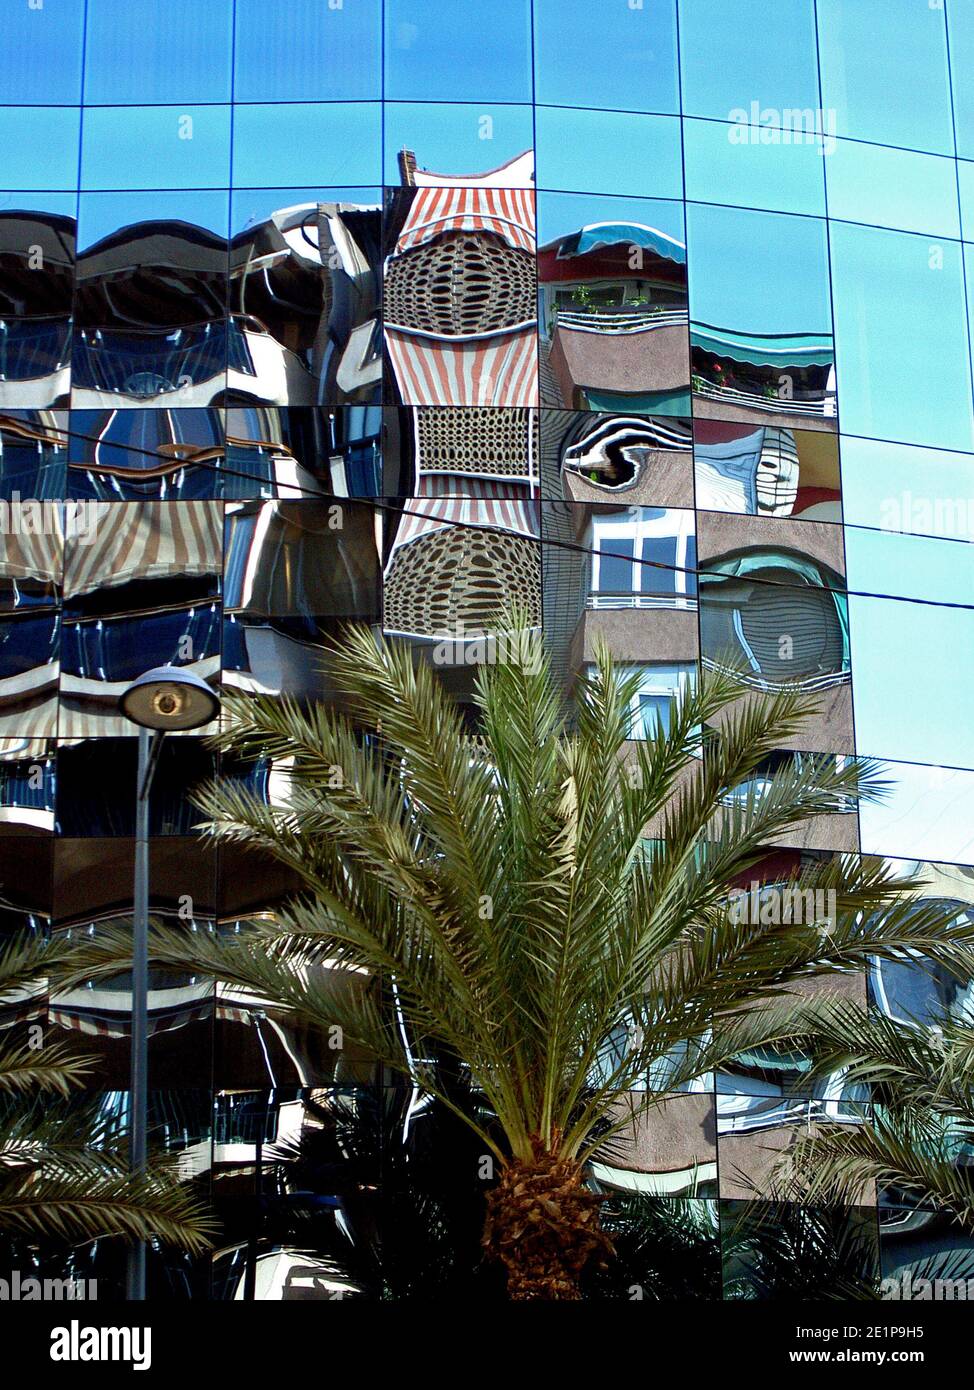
[694,423,841,521]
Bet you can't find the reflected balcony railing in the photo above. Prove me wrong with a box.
[691,376,837,418]
[553,305,689,336]
[587,588,697,611]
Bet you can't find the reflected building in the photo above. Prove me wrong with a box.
[0,0,971,1304]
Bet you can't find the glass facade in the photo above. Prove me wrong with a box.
[2,0,973,1306]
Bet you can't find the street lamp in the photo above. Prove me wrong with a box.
[118,666,219,1301]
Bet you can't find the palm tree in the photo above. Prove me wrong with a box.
[0,934,215,1258]
[771,1004,974,1228]
[54,621,974,1298]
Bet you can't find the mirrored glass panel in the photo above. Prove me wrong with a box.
[694,422,841,522]
[67,408,225,501]
[386,0,531,103]
[0,108,81,191]
[838,436,974,542]
[0,194,76,325]
[825,139,959,238]
[0,0,85,104]
[81,106,232,192]
[534,0,678,115]
[227,406,381,500]
[382,501,541,717]
[538,193,687,413]
[234,0,381,102]
[83,0,232,104]
[76,191,229,328]
[829,222,973,451]
[683,116,826,218]
[233,104,382,189]
[722,1202,880,1297]
[859,761,974,867]
[543,409,693,506]
[817,0,953,154]
[0,411,67,499]
[0,738,55,835]
[60,500,222,738]
[687,205,835,433]
[383,103,534,189]
[55,737,216,837]
[535,108,681,199]
[846,528,974,770]
[383,185,538,408]
[386,406,537,501]
[229,192,381,408]
[223,499,380,704]
[52,837,216,1088]
[679,0,819,127]
[0,513,61,740]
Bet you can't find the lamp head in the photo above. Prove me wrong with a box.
[119,666,220,732]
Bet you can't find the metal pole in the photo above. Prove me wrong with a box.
[126,726,151,1301]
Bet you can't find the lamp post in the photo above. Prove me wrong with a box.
[118,666,220,1301]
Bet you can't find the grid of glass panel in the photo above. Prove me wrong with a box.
[2,0,973,1301]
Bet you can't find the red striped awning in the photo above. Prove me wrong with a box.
[385,327,538,407]
[389,491,540,554]
[396,186,535,255]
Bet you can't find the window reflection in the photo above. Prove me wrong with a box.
[223,500,380,702]
[0,0,85,104]
[548,409,693,507]
[68,409,224,501]
[860,763,974,867]
[0,199,76,319]
[0,518,61,741]
[76,193,229,329]
[825,139,959,239]
[588,507,696,610]
[229,196,381,407]
[226,406,381,499]
[538,194,688,412]
[383,500,541,713]
[232,105,382,189]
[679,0,820,126]
[694,423,841,521]
[51,837,216,1088]
[0,108,81,190]
[0,411,67,499]
[535,108,682,199]
[699,549,850,692]
[60,501,222,738]
[688,205,835,433]
[55,738,215,837]
[384,105,534,188]
[384,180,537,407]
[817,0,953,155]
[0,738,55,835]
[80,106,232,192]
[683,117,826,218]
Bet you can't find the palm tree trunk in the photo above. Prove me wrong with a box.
[482,1143,612,1299]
